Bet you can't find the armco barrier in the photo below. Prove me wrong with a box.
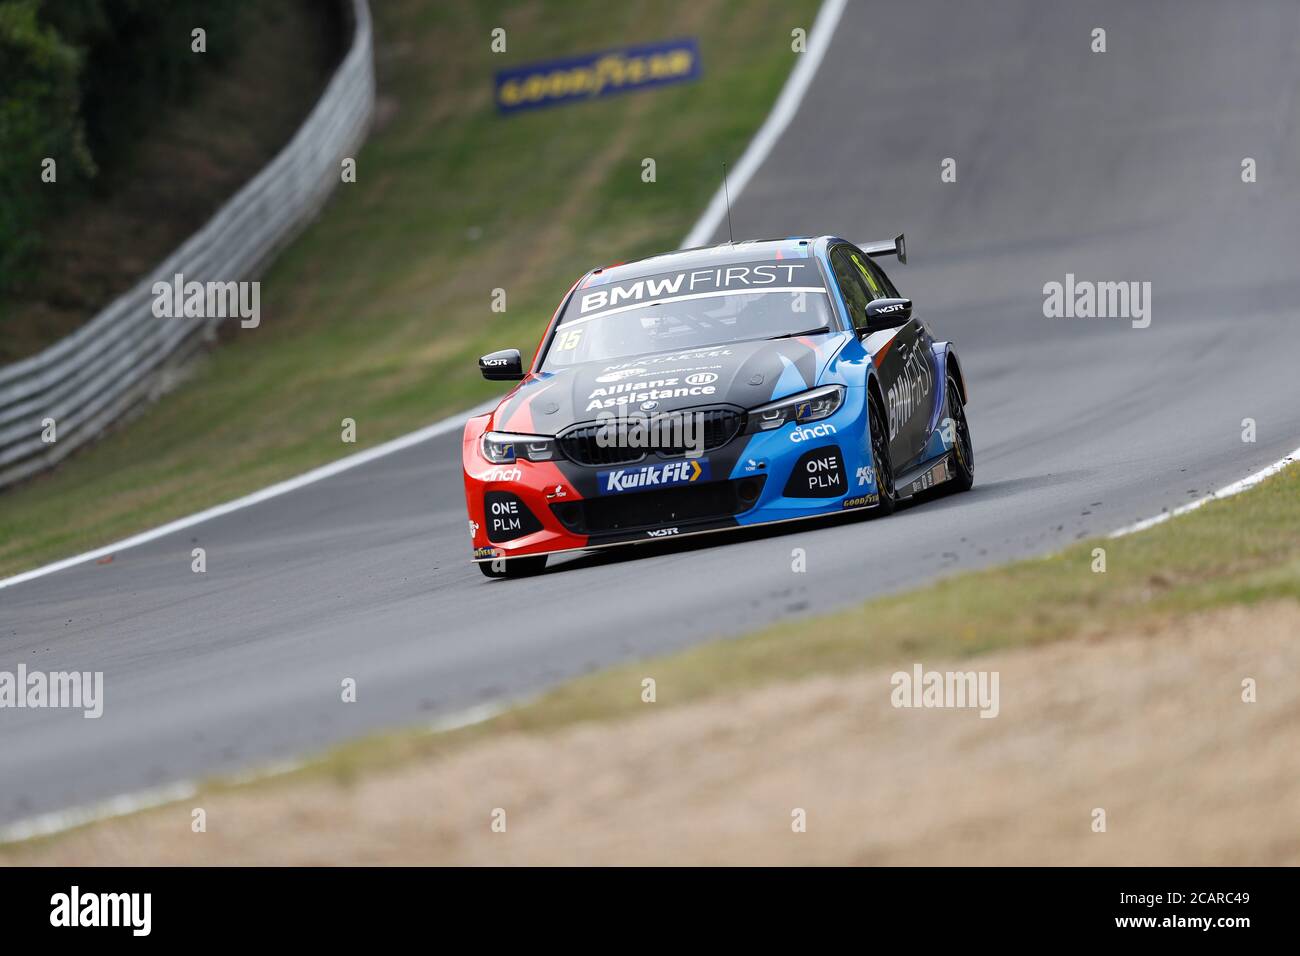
[0,0,374,490]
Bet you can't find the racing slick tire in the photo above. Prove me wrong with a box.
[867,391,897,516]
[478,555,547,579]
[945,375,974,494]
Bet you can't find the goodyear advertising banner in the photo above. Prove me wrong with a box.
[495,38,700,115]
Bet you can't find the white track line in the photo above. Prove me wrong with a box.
[680,0,849,248]
[0,699,512,845]
[0,781,198,844]
[0,398,498,591]
[1109,446,1300,538]
[425,699,514,733]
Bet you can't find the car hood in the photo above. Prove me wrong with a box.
[490,333,852,435]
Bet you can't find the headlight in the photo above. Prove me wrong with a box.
[745,385,845,433]
[482,431,557,463]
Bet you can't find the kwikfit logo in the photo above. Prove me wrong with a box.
[599,459,708,494]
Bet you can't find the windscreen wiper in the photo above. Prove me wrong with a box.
[766,326,831,340]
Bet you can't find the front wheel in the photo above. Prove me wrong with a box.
[945,376,974,493]
[867,393,897,516]
[478,555,547,579]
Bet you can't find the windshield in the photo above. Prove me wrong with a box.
[542,258,834,368]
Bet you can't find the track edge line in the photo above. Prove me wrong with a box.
[1108,446,1300,538]
[680,0,849,248]
[0,398,498,591]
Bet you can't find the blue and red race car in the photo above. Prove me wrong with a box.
[463,234,973,577]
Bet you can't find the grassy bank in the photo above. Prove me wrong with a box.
[0,0,820,577]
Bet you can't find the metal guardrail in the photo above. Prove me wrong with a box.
[0,0,375,491]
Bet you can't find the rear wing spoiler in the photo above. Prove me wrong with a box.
[862,233,907,265]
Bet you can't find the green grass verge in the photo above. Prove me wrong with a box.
[0,0,819,577]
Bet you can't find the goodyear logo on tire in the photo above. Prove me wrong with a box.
[495,38,700,115]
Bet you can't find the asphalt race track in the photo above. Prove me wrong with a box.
[3,0,1298,827]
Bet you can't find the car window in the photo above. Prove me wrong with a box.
[830,246,872,332]
[850,249,899,299]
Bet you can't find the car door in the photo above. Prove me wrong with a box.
[844,246,936,470]
[829,244,916,468]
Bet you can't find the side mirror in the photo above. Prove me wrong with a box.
[479,348,524,381]
[864,297,912,331]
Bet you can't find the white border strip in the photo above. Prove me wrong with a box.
[0,781,197,844]
[0,700,511,845]
[680,0,849,248]
[0,398,498,591]
[1109,446,1300,538]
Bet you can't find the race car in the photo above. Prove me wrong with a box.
[463,234,973,578]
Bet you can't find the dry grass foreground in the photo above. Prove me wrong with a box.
[8,601,1298,865]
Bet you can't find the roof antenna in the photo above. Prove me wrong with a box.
[722,162,735,244]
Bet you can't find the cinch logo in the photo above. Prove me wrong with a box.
[483,466,521,482]
[789,422,837,443]
[599,459,708,494]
